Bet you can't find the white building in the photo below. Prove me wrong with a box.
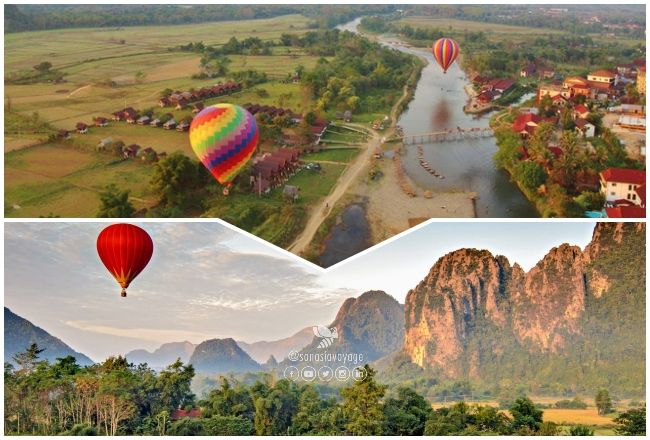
[599,167,646,204]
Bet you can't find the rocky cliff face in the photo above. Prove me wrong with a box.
[403,222,645,381]
[280,290,405,370]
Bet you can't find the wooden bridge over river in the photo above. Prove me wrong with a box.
[386,127,494,145]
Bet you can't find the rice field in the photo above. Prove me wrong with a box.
[5,144,155,218]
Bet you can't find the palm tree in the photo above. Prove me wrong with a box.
[557,131,585,192]
[528,122,554,163]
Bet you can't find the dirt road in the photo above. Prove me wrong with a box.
[287,125,380,255]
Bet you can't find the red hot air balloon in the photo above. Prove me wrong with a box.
[432,38,460,74]
[96,224,153,297]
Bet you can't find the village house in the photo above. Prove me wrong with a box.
[551,94,568,107]
[587,69,617,87]
[137,115,151,125]
[520,62,536,78]
[311,118,329,143]
[176,121,190,132]
[539,66,556,79]
[599,167,646,205]
[163,118,177,130]
[575,118,596,138]
[158,97,171,107]
[485,78,515,94]
[93,117,109,127]
[538,82,563,100]
[478,89,500,104]
[561,77,591,98]
[512,113,542,137]
[96,137,113,151]
[192,102,205,114]
[150,118,162,127]
[175,98,188,110]
[122,108,138,124]
[123,144,141,158]
[572,104,590,119]
[75,122,88,134]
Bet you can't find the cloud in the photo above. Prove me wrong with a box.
[4,222,354,359]
[64,320,213,344]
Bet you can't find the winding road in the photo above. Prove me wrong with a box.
[287,82,412,256]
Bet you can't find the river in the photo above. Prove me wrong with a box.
[337,18,538,217]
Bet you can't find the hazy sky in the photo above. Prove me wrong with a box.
[5,221,596,361]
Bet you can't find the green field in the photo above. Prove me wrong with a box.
[5,144,155,218]
[4,14,341,220]
[302,148,361,163]
[398,16,642,47]
[4,14,322,131]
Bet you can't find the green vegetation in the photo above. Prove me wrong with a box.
[5,5,397,33]
[97,184,135,217]
[9,350,628,437]
[614,407,646,435]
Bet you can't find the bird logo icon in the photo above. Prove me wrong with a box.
[313,325,339,349]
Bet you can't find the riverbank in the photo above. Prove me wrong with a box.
[353,152,476,243]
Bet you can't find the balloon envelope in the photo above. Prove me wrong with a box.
[432,38,460,73]
[189,103,259,185]
[96,224,153,297]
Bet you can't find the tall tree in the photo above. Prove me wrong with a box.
[340,365,386,435]
[12,343,45,374]
[595,389,613,415]
[509,397,543,432]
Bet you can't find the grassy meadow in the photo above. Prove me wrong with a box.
[4,14,340,219]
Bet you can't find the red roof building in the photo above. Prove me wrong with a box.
[600,167,646,205]
[170,409,201,421]
[600,168,646,185]
[635,183,646,207]
[488,78,516,93]
[513,113,542,136]
[605,206,646,218]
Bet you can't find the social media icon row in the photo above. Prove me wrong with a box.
[283,365,367,382]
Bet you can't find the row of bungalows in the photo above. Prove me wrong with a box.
[251,148,301,191]
[109,106,191,132]
[95,139,167,162]
[159,82,242,108]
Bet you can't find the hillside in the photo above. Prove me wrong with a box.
[189,338,261,374]
[282,290,405,369]
[398,222,645,395]
[237,327,314,363]
[4,307,94,366]
[126,341,196,370]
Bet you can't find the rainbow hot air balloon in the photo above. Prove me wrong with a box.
[189,103,259,193]
[432,38,460,74]
[96,224,153,297]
